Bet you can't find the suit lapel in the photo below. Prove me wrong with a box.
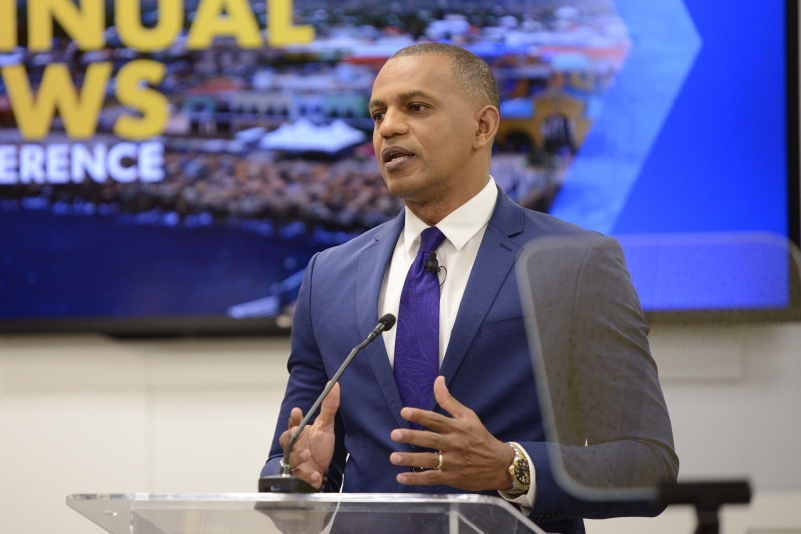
[435,189,524,407]
[356,212,410,429]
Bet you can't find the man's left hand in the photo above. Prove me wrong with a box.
[389,376,516,491]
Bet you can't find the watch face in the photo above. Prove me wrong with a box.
[514,459,531,486]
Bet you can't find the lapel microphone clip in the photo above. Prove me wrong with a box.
[424,251,440,274]
[424,251,448,287]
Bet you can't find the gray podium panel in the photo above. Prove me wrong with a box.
[516,231,801,505]
[67,493,547,534]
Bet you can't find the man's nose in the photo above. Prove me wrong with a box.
[378,109,408,138]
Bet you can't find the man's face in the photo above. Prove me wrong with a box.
[369,55,479,204]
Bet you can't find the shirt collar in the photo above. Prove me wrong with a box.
[402,176,498,254]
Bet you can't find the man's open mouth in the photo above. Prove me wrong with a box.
[382,147,415,170]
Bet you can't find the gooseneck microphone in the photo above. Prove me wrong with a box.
[259,313,396,493]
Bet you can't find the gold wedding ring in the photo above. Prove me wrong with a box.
[410,452,444,472]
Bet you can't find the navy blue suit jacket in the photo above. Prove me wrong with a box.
[262,189,678,533]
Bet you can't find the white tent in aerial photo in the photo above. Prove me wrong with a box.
[258,119,367,154]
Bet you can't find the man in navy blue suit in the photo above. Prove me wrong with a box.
[262,43,678,533]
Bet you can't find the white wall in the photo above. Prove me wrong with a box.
[0,335,289,534]
[1,323,800,534]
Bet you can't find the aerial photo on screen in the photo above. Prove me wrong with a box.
[0,0,629,322]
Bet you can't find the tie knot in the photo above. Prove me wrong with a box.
[419,226,446,254]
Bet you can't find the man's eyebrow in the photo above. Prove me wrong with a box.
[368,90,433,110]
[399,90,431,101]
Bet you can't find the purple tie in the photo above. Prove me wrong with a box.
[394,226,447,425]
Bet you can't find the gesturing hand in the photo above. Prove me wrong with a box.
[278,382,340,490]
[389,376,516,491]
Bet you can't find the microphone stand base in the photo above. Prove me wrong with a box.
[258,474,318,494]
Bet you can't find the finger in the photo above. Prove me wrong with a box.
[278,428,292,449]
[389,451,442,470]
[291,462,323,489]
[280,405,309,449]
[390,428,445,450]
[433,376,470,419]
[279,420,305,448]
[285,447,325,473]
[286,447,309,468]
[315,382,340,427]
[399,407,457,433]
[290,450,328,490]
[396,469,445,486]
[288,407,304,429]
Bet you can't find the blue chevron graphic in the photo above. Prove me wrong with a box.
[549,0,702,234]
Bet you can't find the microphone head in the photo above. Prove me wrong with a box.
[379,313,396,331]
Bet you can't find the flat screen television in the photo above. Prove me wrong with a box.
[0,0,798,335]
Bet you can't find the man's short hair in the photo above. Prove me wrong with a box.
[390,43,500,110]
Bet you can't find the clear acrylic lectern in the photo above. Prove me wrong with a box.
[67,493,547,534]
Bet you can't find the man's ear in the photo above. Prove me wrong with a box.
[473,105,500,150]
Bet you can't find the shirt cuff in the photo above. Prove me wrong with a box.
[497,442,536,510]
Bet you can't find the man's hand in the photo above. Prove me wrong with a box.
[278,382,340,490]
[389,376,516,491]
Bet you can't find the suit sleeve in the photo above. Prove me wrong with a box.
[260,252,348,491]
[519,235,679,522]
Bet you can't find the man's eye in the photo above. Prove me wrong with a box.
[372,112,384,122]
[409,104,425,112]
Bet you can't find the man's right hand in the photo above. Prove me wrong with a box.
[278,382,340,490]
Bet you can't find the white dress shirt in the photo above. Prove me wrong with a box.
[377,177,536,509]
[378,177,497,363]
